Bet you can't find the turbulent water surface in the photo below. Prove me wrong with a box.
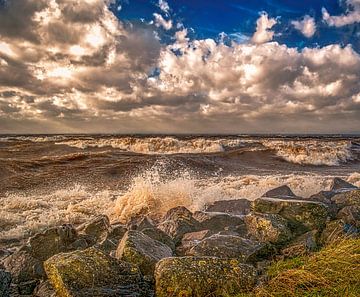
[0,134,360,247]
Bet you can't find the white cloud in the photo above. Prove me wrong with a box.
[322,0,360,27]
[158,0,170,14]
[252,13,277,44]
[153,13,173,30]
[292,15,316,38]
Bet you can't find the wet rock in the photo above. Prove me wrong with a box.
[331,189,360,208]
[320,220,359,245]
[97,224,127,254]
[128,216,155,231]
[176,230,212,256]
[33,280,56,297]
[18,279,40,295]
[263,185,297,199]
[79,215,111,242]
[29,224,78,261]
[337,205,360,227]
[116,230,173,276]
[0,270,11,297]
[252,197,328,233]
[2,246,45,284]
[188,234,271,262]
[330,177,357,192]
[141,227,175,252]
[205,199,251,215]
[0,248,11,262]
[281,230,318,258]
[244,213,292,245]
[157,206,200,244]
[193,211,246,234]
[155,256,257,297]
[44,247,148,297]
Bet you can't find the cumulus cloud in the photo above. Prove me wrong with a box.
[0,2,359,133]
[322,0,360,27]
[158,0,170,14]
[153,13,173,30]
[252,13,277,44]
[292,15,316,38]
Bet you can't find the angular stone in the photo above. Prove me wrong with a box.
[188,234,271,262]
[0,270,11,297]
[79,215,111,242]
[155,257,256,297]
[33,280,56,297]
[44,247,147,297]
[205,199,251,215]
[252,197,328,232]
[157,207,200,244]
[263,185,297,199]
[193,211,246,233]
[98,224,127,254]
[18,279,40,295]
[281,230,318,258]
[331,189,360,207]
[320,220,359,245]
[29,224,78,261]
[128,216,155,231]
[337,205,360,227]
[141,227,175,252]
[116,230,173,276]
[330,177,357,192]
[176,230,212,256]
[244,213,292,245]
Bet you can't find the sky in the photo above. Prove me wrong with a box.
[0,0,359,134]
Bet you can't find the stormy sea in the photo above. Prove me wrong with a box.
[1,134,360,248]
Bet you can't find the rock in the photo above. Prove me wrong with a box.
[2,247,45,284]
[79,215,111,242]
[141,227,175,252]
[281,230,318,258]
[157,207,200,244]
[252,197,328,233]
[116,230,173,276]
[33,281,56,297]
[0,270,11,297]
[331,189,360,207]
[330,177,357,192]
[193,211,246,234]
[29,224,78,261]
[128,216,155,231]
[337,205,360,227]
[44,247,148,297]
[244,213,292,245]
[0,248,11,262]
[155,257,257,297]
[18,279,40,295]
[263,185,297,199]
[188,234,271,262]
[176,230,212,256]
[205,199,251,215]
[320,220,359,244]
[98,224,127,254]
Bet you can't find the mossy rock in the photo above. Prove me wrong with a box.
[116,230,173,276]
[141,227,175,252]
[155,256,256,297]
[252,197,329,232]
[331,189,360,208]
[44,247,146,297]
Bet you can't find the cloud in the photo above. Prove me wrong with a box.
[0,3,359,133]
[252,12,277,44]
[158,0,170,14]
[292,15,316,38]
[153,13,173,30]
[322,0,360,27]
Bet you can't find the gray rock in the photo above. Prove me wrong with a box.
[0,270,11,297]
[337,205,360,227]
[331,189,360,208]
[128,216,155,231]
[79,215,111,242]
[33,280,56,297]
[330,177,357,192]
[244,213,292,245]
[141,227,175,252]
[98,224,127,254]
[281,230,318,258]
[263,185,297,199]
[204,199,251,215]
[116,230,173,276]
[155,257,257,297]
[176,230,212,255]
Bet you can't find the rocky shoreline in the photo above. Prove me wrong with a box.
[1,177,359,297]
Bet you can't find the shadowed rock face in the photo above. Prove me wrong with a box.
[331,189,360,208]
[44,247,148,297]
[281,230,318,258]
[176,230,212,256]
[330,178,357,192]
[155,257,257,297]
[262,185,297,199]
[337,205,360,227]
[116,230,173,276]
[79,215,112,243]
[205,199,251,215]
[0,270,11,297]
[193,211,246,233]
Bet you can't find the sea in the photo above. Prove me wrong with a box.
[1,134,359,248]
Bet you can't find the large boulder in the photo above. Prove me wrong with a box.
[337,205,360,227]
[244,213,292,245]
[115,230,173,276]
[155,257,257,297]
[193,211,246,233]
[331,189,360,208]
[252,197,328,233]
[78,215,111,243]
[281,230,318,258]
[263,185,297,199]
[0,270,11,297]
[44,247,149,297]
[157,207,200,244]
[187,234,271,262]
[204,199,251,215]
[141,227,175,252]
[176,230,212,256]
[330,177,357,192]
[29,224,78,261]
